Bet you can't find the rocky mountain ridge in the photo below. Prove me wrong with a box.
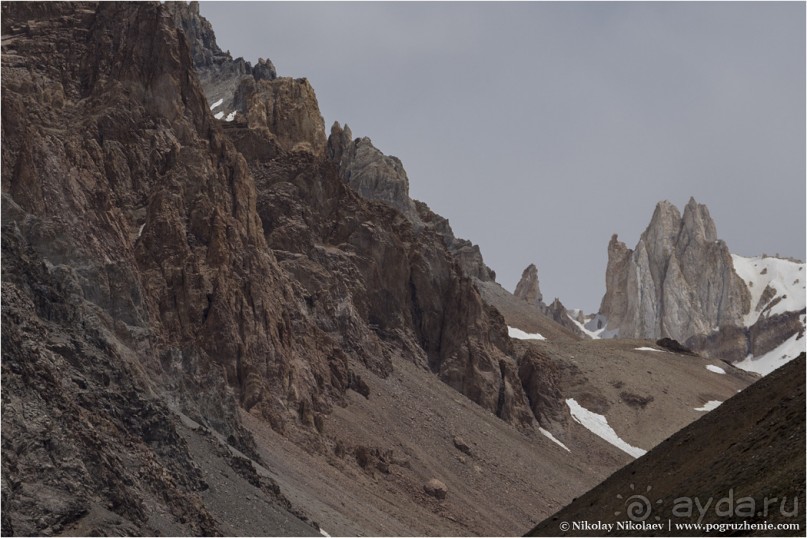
[0,2,796,536]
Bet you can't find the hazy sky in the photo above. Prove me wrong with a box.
[200,2,805,312]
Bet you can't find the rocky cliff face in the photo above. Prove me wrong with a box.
[599,198,751,341]
[2,3,552,532]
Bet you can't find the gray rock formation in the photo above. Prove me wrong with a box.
[327,122,419,221]
[599,198,750,341]
[514,264,544,306]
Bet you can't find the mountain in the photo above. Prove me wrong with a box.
[527,353,806,536]
[596,198,805,375]
[599,198,750,340]
[0,3,791,536]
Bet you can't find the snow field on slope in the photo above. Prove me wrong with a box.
[731,254,806,326]
[735,327,806,375]
[507,326,546,340]
[694,400,722,412]
[565,399,646,458]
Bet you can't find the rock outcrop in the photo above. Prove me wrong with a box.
[514,264,544,306]
[327,122,419,221]
[599,198,750,341]
[326,122,497,282]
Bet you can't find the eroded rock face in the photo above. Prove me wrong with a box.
[237,76,326,156]
[599,198,750,341]
[244,151,534,428]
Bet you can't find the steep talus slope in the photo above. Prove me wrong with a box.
[528,353,806,536]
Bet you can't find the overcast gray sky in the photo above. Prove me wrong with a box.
[201,2,805,312]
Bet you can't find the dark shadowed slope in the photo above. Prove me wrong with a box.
[528,353,805,536]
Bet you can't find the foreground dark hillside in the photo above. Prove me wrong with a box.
[528,353,806,537]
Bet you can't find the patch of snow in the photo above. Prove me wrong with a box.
[634,346,664,352]
[694,400,722,412]
[213,111,224,120]
[567,313,602,339]
[706,365,726,375]
[539,427,570,452]
[566,398,646,458]
[508,326,546,340]
[137,223,145,239]
[209,98,223,110]
[225,111,236,122]
[318,528,331,538]
[731,254,806,326]
[582,313,619,339]
[734,330,806,375]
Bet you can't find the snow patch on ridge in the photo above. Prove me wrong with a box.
[209,98,223,110]
[508,326,546,340]
[566,399,646,458]
[706,365,726,374]
[635,346,664,352]
[731,254,806,326]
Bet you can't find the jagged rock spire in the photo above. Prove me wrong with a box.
[599,198,750,341]
[514,264,543,306]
